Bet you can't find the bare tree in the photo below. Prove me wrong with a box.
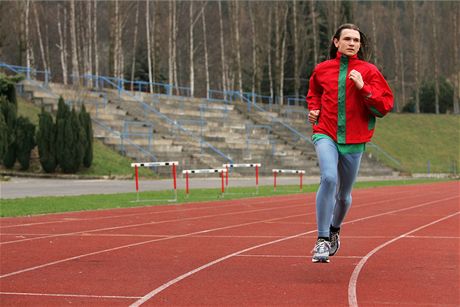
[57,3,68,85]
[267,7,274,101]
[431,2,440,114]
[231,0,242,95]
[189,1,195,96]
[410,1,420,113]
[278,3,289,104]
[292,0,299,97]
[146,0,153,93]
[248,2,257,101]
[310,0,319,65]
[93,0,99,87]
[201,2,210,99]
[70,0,79,84]
[32,2,48,74]
[130,1,140,91]
[453,2,459,114]
[218,0,226,93]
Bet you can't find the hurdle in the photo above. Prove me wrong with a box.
[272,169,305,192]
[223,163,261,194]
[131,161,178,202]
[183,168,226,198]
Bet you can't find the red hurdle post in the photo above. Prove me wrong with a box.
[273,171,277,192]
[135,165,139,201]
[255,165,259,194]
[185,172,189,196]
[172,163,177,198]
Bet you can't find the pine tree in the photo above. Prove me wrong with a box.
[79,104,93,168]
[15,116,36,170]
[55,96,69,166]
[37,108,57,173]
[1,96,17,168]
[60,107,82,173]
[0,112,7,161]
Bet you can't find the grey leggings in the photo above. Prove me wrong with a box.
[314,138,363,237]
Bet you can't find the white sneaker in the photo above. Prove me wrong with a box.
[311,238,331,263]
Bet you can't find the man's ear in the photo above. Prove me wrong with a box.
[333,38,339,48]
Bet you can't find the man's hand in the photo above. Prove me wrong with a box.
[308,109,320,124]
[349,69,364,89]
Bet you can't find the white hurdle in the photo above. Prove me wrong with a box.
[131,161,178,202]
[223,163,261,194]
[182,168,226,197]
[272,169,306,192]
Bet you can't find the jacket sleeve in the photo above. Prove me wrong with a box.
[306,69,322,111]
[359,67,394,117]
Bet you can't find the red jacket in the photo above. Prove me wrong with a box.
[306,52,394,144]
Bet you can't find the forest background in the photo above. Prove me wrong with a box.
[0,0,458,114]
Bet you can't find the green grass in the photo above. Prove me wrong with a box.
[0,178,452,217]
[369,113,460,174]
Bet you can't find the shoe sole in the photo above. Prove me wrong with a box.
[312,257,330,263]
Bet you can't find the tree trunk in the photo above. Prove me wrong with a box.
[146,1,153,93]
[189,1,194,97]
[32,2,48,73]
[168,0,173,86]
[249,2,257,102]
[431,3,440,114]
[57,3,68,85]
[292,0,299,97]
[267,7,274,102]
[218,1,226,93]
[93,0,99,87]
[130,1,139,91]
[453,2,460,114]
[278,4,288,104]
[411,1,420,113]
[233,0,242,95]
[310,0,318,64]
[370,5,378,65]
[391,0,400,112]
[201,3,210,99]
[70,0,79,84]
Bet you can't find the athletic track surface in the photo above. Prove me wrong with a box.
[1,181,458,306]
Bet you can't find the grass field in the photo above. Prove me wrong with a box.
[370,113,459,174]
[0,178,452,217]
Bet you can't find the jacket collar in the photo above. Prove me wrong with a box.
[336,51,358,60]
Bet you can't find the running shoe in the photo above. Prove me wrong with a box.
[311,238,331,263]
[329,228,341,256]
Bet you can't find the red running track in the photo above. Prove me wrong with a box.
[0,181,459,306]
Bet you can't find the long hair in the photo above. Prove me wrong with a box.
[328,23,371,61]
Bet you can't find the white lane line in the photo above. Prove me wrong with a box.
[0,211,308,279]
[0,199,306,245]
[130,196,458,306]
[347,211,460,307]
[0,291,141,299]
[0,192,431,245]
[0,188,416,229]
[0,197,292,229]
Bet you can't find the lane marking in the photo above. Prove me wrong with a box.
[0,194,306,229]
[0,291,141,299]
[0,211,309,279]
[130,196,458,306]
[0,199,307,245]
[0,192,435,245]
[348,211,460,307]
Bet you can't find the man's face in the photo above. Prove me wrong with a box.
[334,29,361,57]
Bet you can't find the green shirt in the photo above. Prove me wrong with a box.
[312,133,366,154]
